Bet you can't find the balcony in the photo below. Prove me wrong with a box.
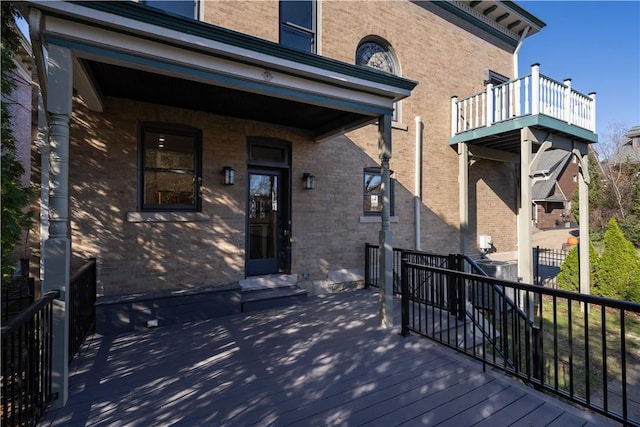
[450,64,598,154]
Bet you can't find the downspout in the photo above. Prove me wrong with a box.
[414,116,422,250]
[28,8,50,285]
[28,9,47,107]
[513,25,530,78]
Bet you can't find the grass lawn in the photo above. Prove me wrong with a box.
[538,296,640,401]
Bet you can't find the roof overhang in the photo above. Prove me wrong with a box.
[24,1,417,142]
[428,1,545,47]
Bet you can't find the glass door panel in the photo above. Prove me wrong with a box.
[247,170,285,276]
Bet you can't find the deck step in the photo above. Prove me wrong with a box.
[240,275,307,313]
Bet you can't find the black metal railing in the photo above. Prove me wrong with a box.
[365,244,450,294]
[1,290,60,427]
[2,277,35,326]
[534,246,568,287]
[68,258,97,362]
[399,258,640,426]
[1,258,98,427]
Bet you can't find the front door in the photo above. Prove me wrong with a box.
[246,168,290,276]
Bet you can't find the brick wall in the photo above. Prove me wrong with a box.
[37,1,520,296]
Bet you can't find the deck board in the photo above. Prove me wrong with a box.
[39,289,617,427]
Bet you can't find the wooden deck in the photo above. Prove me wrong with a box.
[38,289,617,427]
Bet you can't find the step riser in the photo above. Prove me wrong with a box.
[240,274,308,313]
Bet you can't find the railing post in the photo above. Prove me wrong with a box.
[450,96,458,136]
[485,84,493,127]
[533,246,539,286]
[400,253,410,337]
[563,79,572,125]
[589,92,597,133]
[456,254,465,320]
[532,325,543,386]
[365,243,370,288]
[531,63,540,116]
[445,254,465,320]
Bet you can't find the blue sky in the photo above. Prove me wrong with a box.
[517,1,640,137]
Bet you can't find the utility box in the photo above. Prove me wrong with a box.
[479,235,492,250]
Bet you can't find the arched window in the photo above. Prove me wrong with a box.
[356,38,400,122]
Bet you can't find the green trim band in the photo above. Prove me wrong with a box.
[449,114,598,145]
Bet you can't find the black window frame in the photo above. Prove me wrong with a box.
[279,0,317,53]
[141,0,199,19]
[138,122,202,212]
[363,167,394,216]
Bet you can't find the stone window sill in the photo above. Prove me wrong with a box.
[359,216,399,224]
[127,212,210,223]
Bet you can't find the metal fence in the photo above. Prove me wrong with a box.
[2,277,35,326]
[69,258,97,362]
[364,244,450,294]
[1,258,97,427]
[533,246,569,287]
[400,256,640,426]
[1,290,59,427]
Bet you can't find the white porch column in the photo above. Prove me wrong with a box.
[43,44,73,408]
[518,129,533,286]
[458,143,469,254]
[378,114,394,328]
[576,151,591,295]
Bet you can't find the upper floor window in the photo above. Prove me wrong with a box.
[356,39,400,122]
[363,167,394,216]
[138,123,202,212]
[142,1,199,19]
[280,0,316,53]
[486,69,509,86]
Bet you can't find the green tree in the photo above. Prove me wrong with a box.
[556,241,599,293]
[1,2,33,286]
[594,218,640,302]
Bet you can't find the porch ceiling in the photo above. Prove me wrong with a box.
[83,60,366,132]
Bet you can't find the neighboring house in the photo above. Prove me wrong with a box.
[610,125,640,165]
[532,150,579,229]
[18,0,598,406]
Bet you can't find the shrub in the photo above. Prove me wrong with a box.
[595,218,640,302]
[556,241,599,293]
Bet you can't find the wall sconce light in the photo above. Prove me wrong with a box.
[223,166,235,185]
[303,173,315,190]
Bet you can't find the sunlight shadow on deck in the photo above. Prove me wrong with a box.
[39,289,615,427]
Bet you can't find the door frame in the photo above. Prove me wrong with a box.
[245,138,292,277]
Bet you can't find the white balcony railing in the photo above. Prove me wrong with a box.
[451,64,596,137]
